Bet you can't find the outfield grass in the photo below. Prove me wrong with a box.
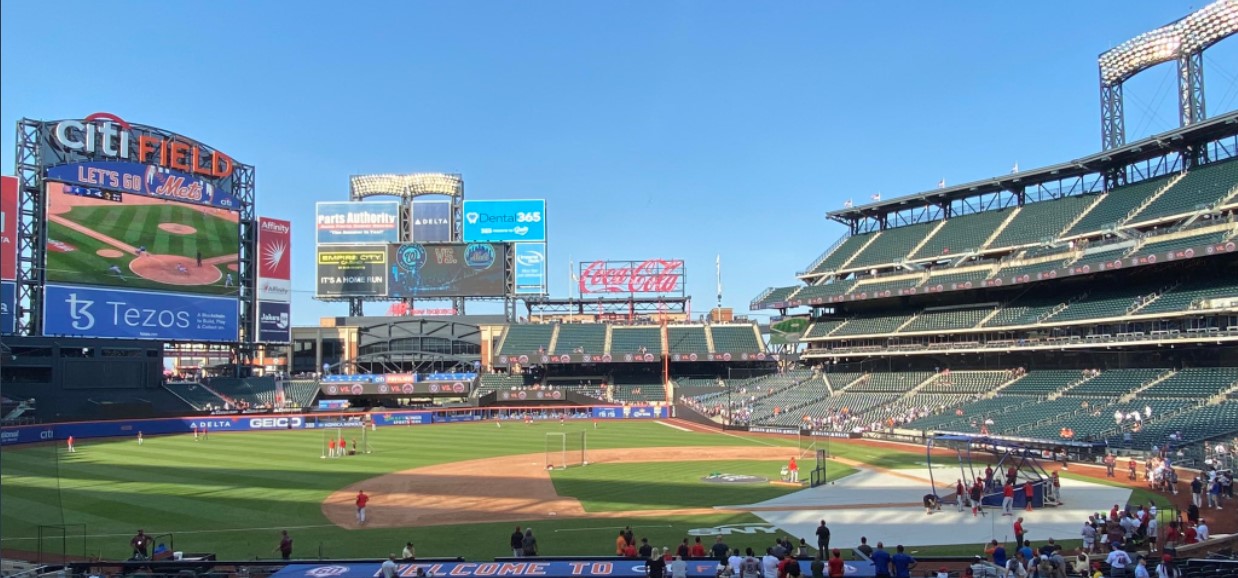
[0,421,806,560]
[551,460,857,511]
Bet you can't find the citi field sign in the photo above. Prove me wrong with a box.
[49,112,235,179]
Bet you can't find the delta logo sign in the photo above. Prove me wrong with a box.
[43,113,240,210]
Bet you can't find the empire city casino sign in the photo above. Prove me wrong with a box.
[50,112,235,179]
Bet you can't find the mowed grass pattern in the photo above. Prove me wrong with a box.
[551,460,857,511]
[0,421,800,560]
[46,203,238,295]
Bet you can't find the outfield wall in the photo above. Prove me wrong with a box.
[0,405,670,446]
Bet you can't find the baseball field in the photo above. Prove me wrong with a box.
[1,419,1178,563]
[0,421,858,561]
[45,184,240,296]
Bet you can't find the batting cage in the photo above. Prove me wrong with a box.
[545,431,588,470]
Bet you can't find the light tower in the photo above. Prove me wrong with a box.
[1098,0,1237,188]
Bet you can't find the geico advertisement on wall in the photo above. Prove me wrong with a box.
[43,284,238,342]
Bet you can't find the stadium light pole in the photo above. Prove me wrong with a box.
[1098,0,1238,153]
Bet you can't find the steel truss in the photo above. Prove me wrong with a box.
[13,118,257,374]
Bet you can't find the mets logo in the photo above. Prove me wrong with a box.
[304,566,350,578]
[464,243,496,270]
[396,244,427,272]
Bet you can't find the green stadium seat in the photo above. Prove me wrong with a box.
[912,210,1012,260]
[989,196,1097,249]
[1064,174,1176,237]
[610,327,662,355]
[709,325,762,354]
[806,234,875,275]
[554,324,607,355]
[845,222,937,270]
[496,324,556,357]
[667,326,709,355]
[1128,159,1238,225]
[900,307,992,333]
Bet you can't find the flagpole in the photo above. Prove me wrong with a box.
[716,254,722,311]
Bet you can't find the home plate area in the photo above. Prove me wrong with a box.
[727,466,1131,548]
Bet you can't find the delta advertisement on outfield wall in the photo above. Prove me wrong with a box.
[1,175,16,281]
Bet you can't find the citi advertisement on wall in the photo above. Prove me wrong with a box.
[43,284,238,342]
[461,199,546,242]
[257,301,291,343]
[1,175,16,281]
[258,217,292,302]
[513,242,547,295]
[316,201,401,245]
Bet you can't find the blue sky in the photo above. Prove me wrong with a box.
[3,1,1236,325]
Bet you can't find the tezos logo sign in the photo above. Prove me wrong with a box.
[249,417,303,429]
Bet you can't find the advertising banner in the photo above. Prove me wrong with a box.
[42,113,237,182]
[265,558,832,578]
[513,242,547,295]
[316,245,388,297]
[578,259,685,295]
[320,380,472,397]
[410,200,452,242]
[46,162,240,211]
[43,284,238,342]
[462,199,546,242]
[257,217,292,302]
[44,181,241,297]
[387,243,507,298]
[1,281,14,334]
[1,175,16,281]
[257,301,291,343]
[316,201,401,245]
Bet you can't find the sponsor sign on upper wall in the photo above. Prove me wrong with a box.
[387,243,507,298]
[316,201,401,245]
[38,113,243,210]
[461,199,545,242]
[513,242,547,295]
[256,301,291,343]
[1,176,16,281]
[578,259,685,295]
[258,217,292,302]
[43,284,238,342]
[410,200,452,242]
[315,245,388,297]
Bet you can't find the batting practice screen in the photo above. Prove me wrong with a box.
[387,243,507,298]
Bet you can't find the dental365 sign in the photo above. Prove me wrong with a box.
[462,199,546,242]
[43,284,238,342]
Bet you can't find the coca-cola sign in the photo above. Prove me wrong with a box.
[578,259,685,295]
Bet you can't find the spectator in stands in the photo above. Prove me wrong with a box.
[690,537,706,558]
[869,543,891,578]
[1196,519,1209,541]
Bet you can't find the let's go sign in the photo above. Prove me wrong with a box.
[462,199,546,242]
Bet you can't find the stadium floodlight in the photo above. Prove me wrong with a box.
[350,172,463,199]
[1098,0,1238,86]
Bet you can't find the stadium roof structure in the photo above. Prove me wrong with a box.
[826,109,1238,225]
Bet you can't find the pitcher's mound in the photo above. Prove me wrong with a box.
[158,223,197,235]
[96,249,125,258]
[130,254,221,286]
